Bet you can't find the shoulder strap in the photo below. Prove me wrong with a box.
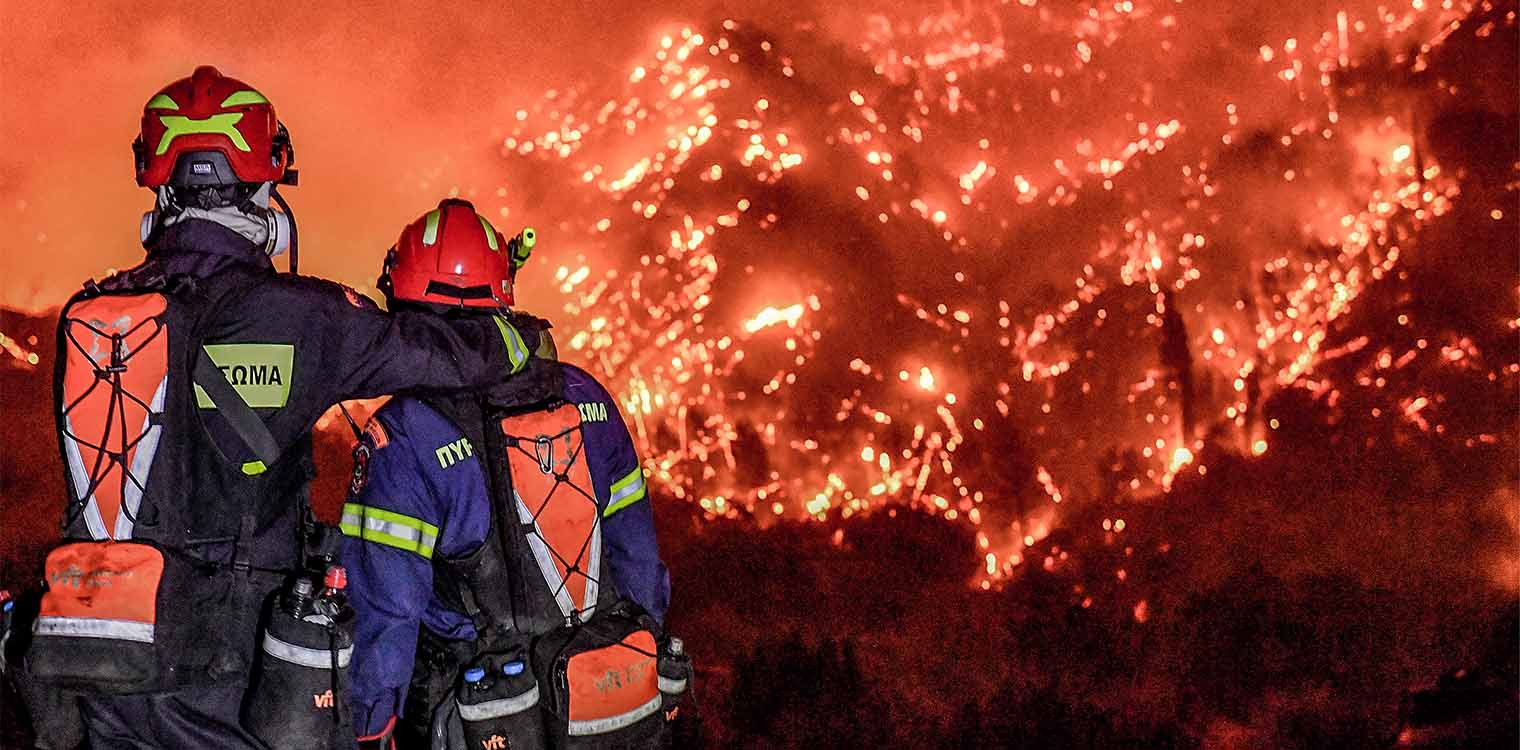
[188,274,282,472]
[193,348,281,471]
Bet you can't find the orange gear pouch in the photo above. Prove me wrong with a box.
[566,629,660,729]
[560,628,665,746]
[25,541,164,690]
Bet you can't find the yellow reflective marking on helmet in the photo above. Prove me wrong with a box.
[220,89,269,107]
[146,93,180,110]
[477,215,500,251]
[422,210,442,246]
[155,113,250,155]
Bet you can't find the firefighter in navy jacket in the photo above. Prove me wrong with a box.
[340,199,671,746]
[15,67,544,750]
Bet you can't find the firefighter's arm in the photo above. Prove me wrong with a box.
[304,279,545,401]
[596,394,672,624]
[338,412,444,738]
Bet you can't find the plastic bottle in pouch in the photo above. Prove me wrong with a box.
[657,637,691,718]
[457,654,547,750]
[244,572,354,749]
[311,566,350,626]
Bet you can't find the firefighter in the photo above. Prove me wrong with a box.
[9,67,546,749]
[341,199,681,750]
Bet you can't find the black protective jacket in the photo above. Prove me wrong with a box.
[51,219,542,691]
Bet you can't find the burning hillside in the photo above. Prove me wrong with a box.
[1,0,1516,747]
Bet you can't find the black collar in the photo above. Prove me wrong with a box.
[147,219,274,276]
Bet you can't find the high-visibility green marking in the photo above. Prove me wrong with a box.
[493,316,530,373]
[194,343,294,409]
[604,466,648,517]
[478,215,500,251]
[340,503,439,559]
[219,90,269,107]
[422,210,442,246]
[146,93,180,110]
[241,460,267,475]
[155,113,249,155]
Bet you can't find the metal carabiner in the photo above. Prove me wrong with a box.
[534,435,554,475]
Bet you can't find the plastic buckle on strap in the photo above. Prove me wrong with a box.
[231,558,253,575]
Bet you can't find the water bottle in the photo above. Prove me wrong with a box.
[287,577,315,617]
[310,566,351,627]
[244,573,354,749]
[657,637,691,716]
[457,651,547,750]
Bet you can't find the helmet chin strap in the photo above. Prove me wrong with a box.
[489,290,514,312]
[270,185,299,275]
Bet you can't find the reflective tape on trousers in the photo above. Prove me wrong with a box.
[35,616,155,644]
[567,694,663,736]
[262,631,352,669]
[456,684,540,722]
[658,675,688,694]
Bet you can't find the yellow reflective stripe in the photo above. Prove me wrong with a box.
[422,210,442,246]
[478,215,499,251]
[610,466,642,494]
[493,316,529,374]
[604,467,647,517]
[220,89,268,107]
[241,460,267,475]
[146,93,180,110]
[339,503,439,559]
[155,113,249,155]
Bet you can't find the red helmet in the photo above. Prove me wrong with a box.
[381,199,528,308]
[132,66,295,188]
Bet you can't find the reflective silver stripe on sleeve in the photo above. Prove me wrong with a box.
[567,694,663,736]
[658,675,688,694]
[262,631,352,669]
[34,616,155,644]
[456,684,540,721]
[364,515,427,545]
[607,474,645,506]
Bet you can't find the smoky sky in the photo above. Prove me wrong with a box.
[2,0,1468,309]
[0,0,746,307]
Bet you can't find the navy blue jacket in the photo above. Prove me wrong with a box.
[340,363,669,736]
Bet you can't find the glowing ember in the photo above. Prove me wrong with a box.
[744,304,805,334]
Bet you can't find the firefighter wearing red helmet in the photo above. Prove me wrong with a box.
[380,199,532,309]
[4,67,549,750]
[340,200,686,749]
